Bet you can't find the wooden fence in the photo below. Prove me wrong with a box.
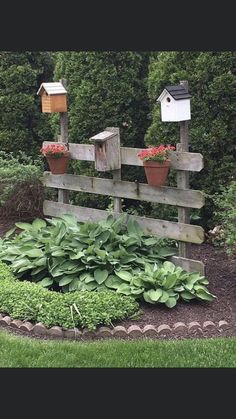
[42,127,205,275]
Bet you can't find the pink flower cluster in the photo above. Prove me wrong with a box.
[137,145,175,162]
[40,144,69,158]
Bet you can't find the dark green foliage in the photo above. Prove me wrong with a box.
[145,52,236,228]
[0,151,44,218]
[0,263,139,330]
[212,181,236,254]
[53,51,150,209]
[0,51,54,157]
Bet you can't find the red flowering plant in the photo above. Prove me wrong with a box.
[137,145,175,163]
[40,143,69,159]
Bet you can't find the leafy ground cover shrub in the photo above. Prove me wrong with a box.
[0,262,139,330]
[0,214,216,307]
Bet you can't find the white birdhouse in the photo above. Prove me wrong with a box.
[157,85,191,122]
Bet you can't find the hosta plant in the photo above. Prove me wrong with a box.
[0,214,177,293]
[112,261,216,307]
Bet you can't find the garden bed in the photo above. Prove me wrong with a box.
[0,219,235,340]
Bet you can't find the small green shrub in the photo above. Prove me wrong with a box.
[113,260,216,307]
[212,181,236,254]
[0,263,139,330]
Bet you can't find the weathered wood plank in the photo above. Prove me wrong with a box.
[170,256,205,275]
[58,79,69,205]
[43,200,205,243]
[106,127,122,212]
[43,141,203,172]
[43,173,205,209]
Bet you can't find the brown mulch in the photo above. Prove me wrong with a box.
[0,219,235,340]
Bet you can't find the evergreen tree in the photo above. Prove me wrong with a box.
[0,51,54,156]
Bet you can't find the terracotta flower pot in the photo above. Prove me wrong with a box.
[143,159,171,187]
[46,153,70,174]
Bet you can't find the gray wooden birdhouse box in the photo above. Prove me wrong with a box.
[90,130,121,172]
[157,85,192,122]
[37,82,68,113]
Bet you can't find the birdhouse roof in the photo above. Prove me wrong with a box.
[37,82,67,96]
[157,85,192,102]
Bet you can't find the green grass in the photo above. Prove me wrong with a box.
[0,329,235,368]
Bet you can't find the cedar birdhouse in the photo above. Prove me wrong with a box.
[37,82,67,113]
[90,130,121,172]
[157,85,192,122]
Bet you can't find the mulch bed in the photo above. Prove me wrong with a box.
[0,218,235,340]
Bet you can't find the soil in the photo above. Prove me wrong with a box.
[0,218,235,340]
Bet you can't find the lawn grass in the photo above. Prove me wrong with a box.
[0,329,235,368]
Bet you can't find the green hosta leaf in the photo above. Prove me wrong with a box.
[32,218,47,231]
[59,276,75,286]
[143,291,156,304]
[33,257,47,267]
[69,278,79,291]
[158,247,177,257]
[162,261,176,273]
[83,282,98,291]
[131,277,143,287]
[31,266,46,275]
[51,249,66,257]
[196,289,216,301]
[181,291,195,301]
[15,222,33,231]
[116,283,131,296]
[159,290,169,303]
[95,230,110,244]
[4,227,16,238]
[165,297,177,308]
[199,278,209,285]
[84,274,95,284]
[130,287,144,295]
[115,270,132,282]
[162,273,178,289]
[24,249,44,258]
[147,289,163,302]
[143,238,157,246]
[105,275,123,289]
[94,248,107,260]
[94,269,109,284]
[174,285,185,292]
[69,251,85,260]
[18,264,34,273]
[11,258,30,269]
[127,218,143,237]
[37,277,53,287]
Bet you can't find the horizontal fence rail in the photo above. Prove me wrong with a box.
[43,172,205,209]
[43,200,204,244]
[43,141,204,172]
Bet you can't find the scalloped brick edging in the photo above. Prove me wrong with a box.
[0,312,233,341]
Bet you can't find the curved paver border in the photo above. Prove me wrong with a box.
[0,312,233,341]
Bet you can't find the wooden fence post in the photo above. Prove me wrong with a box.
[58,78,69,204]
[177,80,190,258]
[105,127,122,213]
